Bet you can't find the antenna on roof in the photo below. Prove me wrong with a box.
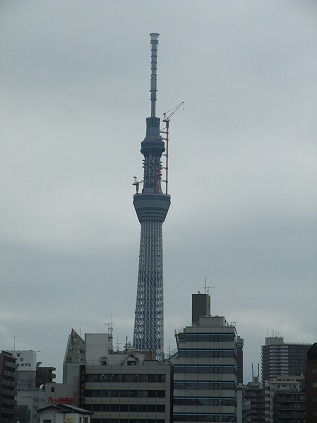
[204,277,215,294]
[105,316,114,338]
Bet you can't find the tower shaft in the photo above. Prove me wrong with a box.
[133,221,163,354]
[133,34,170,360]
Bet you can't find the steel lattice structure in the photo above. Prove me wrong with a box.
[133,33,170,360]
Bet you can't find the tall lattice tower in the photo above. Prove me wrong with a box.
[133,33,171,360]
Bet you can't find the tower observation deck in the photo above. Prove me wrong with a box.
[133,33,171,360]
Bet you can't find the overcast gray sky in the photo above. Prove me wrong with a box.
[1,0,316,382]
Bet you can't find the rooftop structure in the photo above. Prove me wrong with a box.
[133,33,171,360]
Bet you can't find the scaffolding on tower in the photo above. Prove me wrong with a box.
[162,102,184,194]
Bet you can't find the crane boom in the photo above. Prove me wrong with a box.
[162,102,184,194]
[163,101,184,122]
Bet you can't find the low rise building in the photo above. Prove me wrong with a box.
[264,375,304,423]
[38,403,92,423]
[84,333,172,423]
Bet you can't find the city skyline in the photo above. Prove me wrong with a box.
[1,1,316,382]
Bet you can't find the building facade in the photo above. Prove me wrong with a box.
[272,390,306,422]
[83,333,172,423]
[38,404,92,423]
[171,293,239,422]
[306,342,317,422]
[242,379,265,423]
[0,351,17,423]
[261,337,311,386]
[263,375,304,423]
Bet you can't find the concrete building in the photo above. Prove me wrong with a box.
[236,385,251,423]
[38,404,92,423]
[7,349,37,389]
[44,382,76,407]
[0,350,17,423]
[264,375,304,423]
[83,333,172,423]
[6,350,55,423]
[261,337,311,386]
[36,366,56,388]
[63,328,85,384]
[242,379,265,423]
[306,342,317,422]
[171,293,239,422]
[16,389,45,423]
[63,328,86,407]
[272,390,306,422]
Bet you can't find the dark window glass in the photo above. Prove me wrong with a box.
[111,390,120,397]
[148,374,156,383]
[120,390,129,397]
[157,374,166,383]
[130,390,138,397]
[138,390,147,397]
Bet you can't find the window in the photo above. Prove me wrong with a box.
[43,420,51,423]
[111,390,119,397]
[129,390,138,397]
[50,387,55,392]
[148,374,156,383]
[157,374,166,383]
[213,367,219,374]
[148,390,156,397]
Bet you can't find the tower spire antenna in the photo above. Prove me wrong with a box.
[150,33,159,118]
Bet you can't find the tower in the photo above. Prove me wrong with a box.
[133,33,171,360]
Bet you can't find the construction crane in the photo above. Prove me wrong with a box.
[162,101,184,194]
